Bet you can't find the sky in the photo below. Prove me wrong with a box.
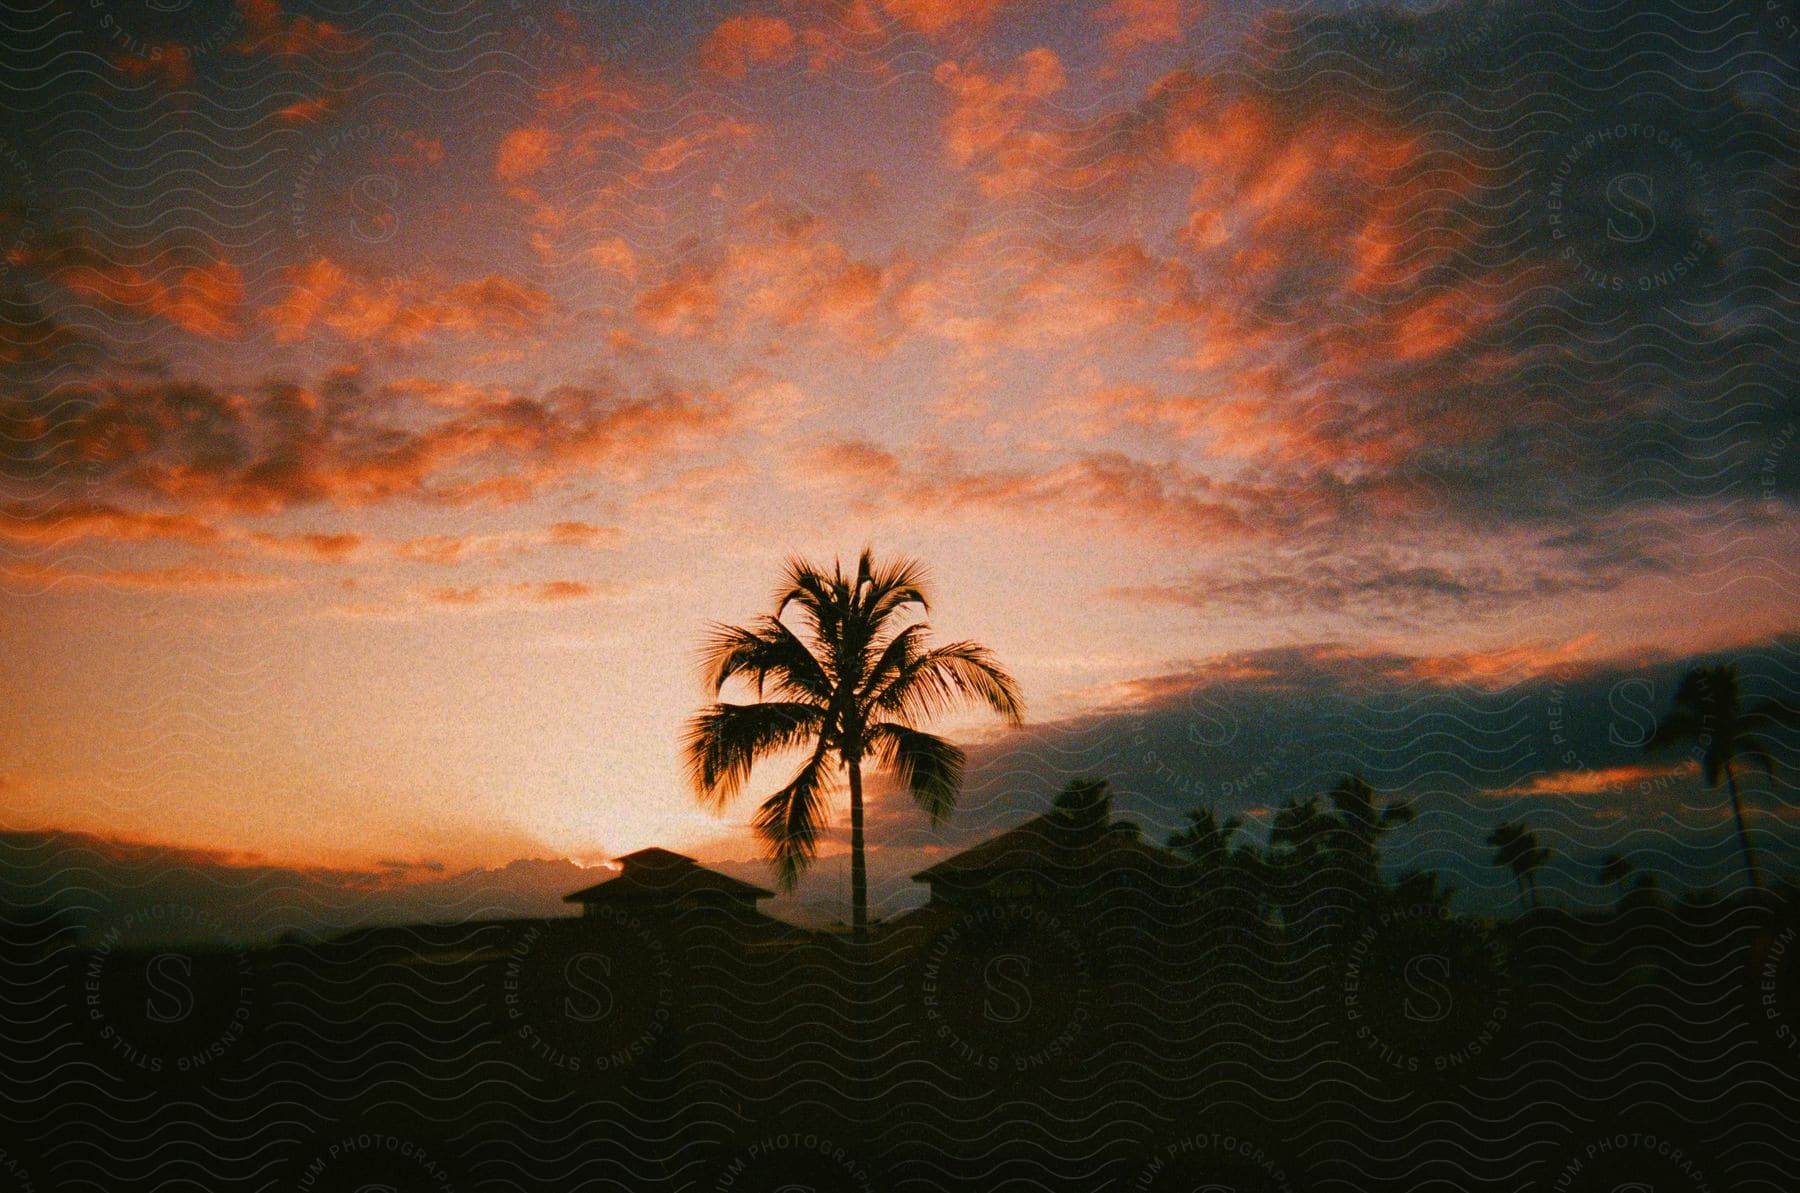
[0,0,1795,935]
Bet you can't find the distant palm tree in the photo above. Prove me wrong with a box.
[1168,805,1245,872]
[1267,775,1413,929]
[1488,820,1551,909]
[683,550,1023,941]
[1646,664,1791,892]
[1051,777,1141,840]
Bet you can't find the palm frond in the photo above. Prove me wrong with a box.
[699,617,834,699]
[752,748,834,889]
[772,556,841,649]
[861,554,931,622]
[858,622,929,701]
[682,701,825,808]
[868,722,964,824]
[870,641,1025,725]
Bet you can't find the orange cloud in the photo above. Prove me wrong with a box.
[233,0,366,58]
[247,531,365,560]
[423,580,614,608]
[496,128,560,183]
[263,259,553,345]
[109,43,195,90]
[16,240,242,338]
[1395,636,1605,689]
[700,15,798,79]
[627,203,906,351]
[881,0,1017,36]
[494,64,751,258]
[274,96,336,124]
[10,373,735,516]
[0,503,221,546]
[1488,761,1696,798]
[804,439,1268,543]
[2,560,285,593]
[378,131,445,170]
[1097,0,1187,54]
[934,49,1066,194]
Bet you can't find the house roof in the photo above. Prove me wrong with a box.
[911,814,1191,885]
[563,847,775,904]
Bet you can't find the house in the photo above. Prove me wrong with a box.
[909,812,1194,914]
[562,847,776,919]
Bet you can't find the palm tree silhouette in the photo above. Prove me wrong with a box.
[683,550,1023,941]
[1051,777,1141,839]
[1487,820,1551,909]
[1168,805,1245,873]
[1646,664,1791,892]
[1267,775,1413,930]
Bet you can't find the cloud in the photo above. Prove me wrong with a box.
[879,0,1019,36]
[933,49,1068,196]
[263,258,554,345]
[0,828,595,946]
[1,560,286,593]
[493,63,755,266]
[1488,761,1696,799]
[1096,0,1188,57]
[273,96,336,124]
[231,0,367,59]
[108,43,195,90]
[246,531,365,560]
[629,201,908,351]
[1,371,736,516]
[421,579,619,608]
[11,236,243,338]
[389,523,623,564]
[0,290,87,368]
[0,503,223,547]
[1107,542,1657,623]
[801,438,1274,542]
[495,127,560,183]
[700,15,798,80]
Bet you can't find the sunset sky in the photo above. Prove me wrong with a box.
[1,0,1795,927]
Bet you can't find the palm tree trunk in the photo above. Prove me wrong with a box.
[1724,763,1763,892]
[848,759,868,942]
[1516,875,1528,911]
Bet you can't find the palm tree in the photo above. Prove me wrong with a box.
[1168,805,1245,872]
[1266,775,1414,931]
[683,550,1023,941]
[1051,777,1141,840]
[1646,663,1791,892]
[1488,819,1551,908]
[1169,804,1270,922]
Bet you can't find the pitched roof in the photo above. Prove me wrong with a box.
[563,847,775,904]
[911,814,1190,884]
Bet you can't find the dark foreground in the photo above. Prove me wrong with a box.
[3,886,1797,1192]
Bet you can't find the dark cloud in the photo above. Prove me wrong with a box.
[0,829,597,946]
[0,370,735,515]
[1105,543,1657,621]
[1115,0,1800,547]
[888,633,1800,913]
